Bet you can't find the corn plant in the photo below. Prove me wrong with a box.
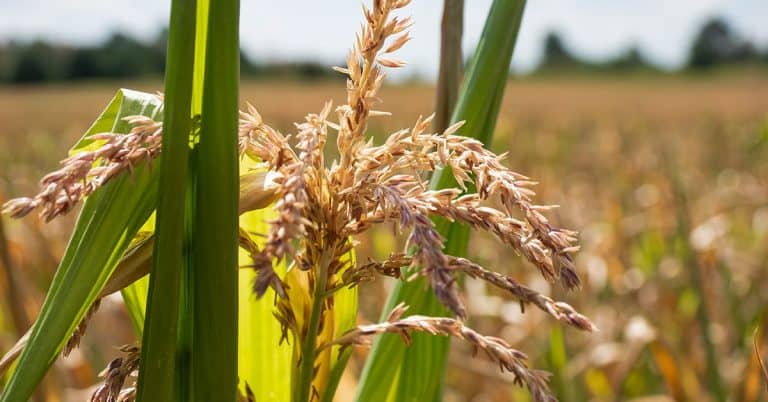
[0,1,594,401]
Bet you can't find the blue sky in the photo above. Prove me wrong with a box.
[2,0,767,77]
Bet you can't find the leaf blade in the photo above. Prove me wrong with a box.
[237,159,292,402]
[0,90,164,402]
[190,0,240,399]
[135,0,196,398]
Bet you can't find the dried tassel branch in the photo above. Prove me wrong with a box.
[340,252,595,333]
[325,303,556,402]
[3,116,162,222]
[239,103,298,170]
[4,110,288,222]
[341,253,407,287]
[62,298,101,356]
[89,345,140,402]
[446,256,596,332]
[331,0,412,189]
[239,227,287,299]
[347,117,581,289]
[237,383,256,402]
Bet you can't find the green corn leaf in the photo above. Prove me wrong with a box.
[320,249,358,402]
[191,0,240,400]
[122,275,149,335]
[0,89,163,402]
[119,227,155,335]
[192,0,209,116]
[136,0,196,399]
[237,158,292,402]
[176,150,198,402]
[175,1,208,399]
[355,2,527,401]
[434,0,464,134]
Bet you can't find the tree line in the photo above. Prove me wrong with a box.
[537,17,768,74]
[0,30,337,84]
[1,17,766,84]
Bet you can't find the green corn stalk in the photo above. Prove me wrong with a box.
[135,0,196,399]
[191,0,240,401]
[177,149,197,402]
[176,2,209,400]
[434,0,464,134]
[355,1,527,401]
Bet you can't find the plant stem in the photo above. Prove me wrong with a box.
[294,249,332,402]
[434,0,464,133]
[191,0,240,399]
[320,348,352,402]
[135,0,195,399]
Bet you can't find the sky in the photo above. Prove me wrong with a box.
[1,0,767,78]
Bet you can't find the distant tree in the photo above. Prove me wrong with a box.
[68,48,102,79]
[67,33,166,80]
[152,29,168,56]
[11,41,56,83]
[11,52,47,83]
[98,33,160,77]
[608,45,655,71]
[240,52,262,76]
[294,61,330,80]
[0,45,11,81]
[541,31,577,68]
[688,17,759,69]
[2,28,394,84]
[150,29,168,72]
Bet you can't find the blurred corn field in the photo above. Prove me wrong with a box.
[2,74,767,401]
[1,0,768,400]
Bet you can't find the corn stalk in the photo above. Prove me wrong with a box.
[135,0,196,399]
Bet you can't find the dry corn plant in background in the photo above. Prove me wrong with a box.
[1,1,595,401]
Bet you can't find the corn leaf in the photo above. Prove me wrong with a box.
[192,0,209,116]
[434,0,464,134]
[320,249,358,402]
[135,0,196,399]
[122,276,149,334]
[175,1,209,399]
[119,227,155,335]
[191,0,240,399]
[0,89,163,402]
[355,2,527,401]
[176,152,197,402]
[237,158,292,402]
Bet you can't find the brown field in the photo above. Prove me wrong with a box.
[1,76,767,401]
